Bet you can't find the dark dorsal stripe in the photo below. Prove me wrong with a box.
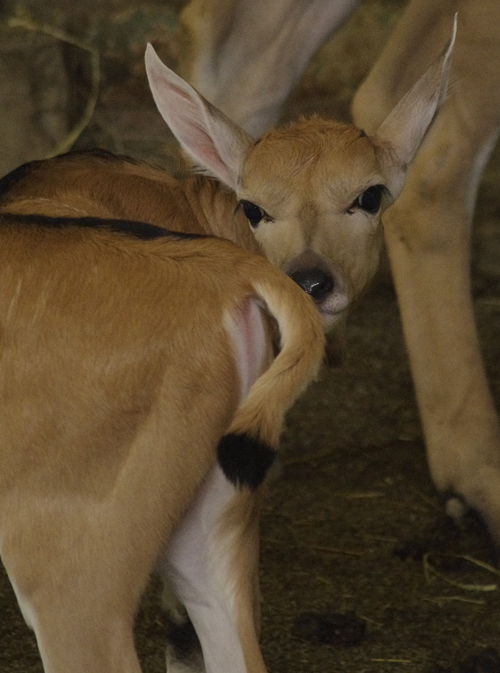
[0,161,38,199]
[0,213,206,242]
[217,432,276,490]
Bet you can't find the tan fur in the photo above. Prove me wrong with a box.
[238,119,385,296]
[0,153,257,248]
[177,0,500,550]
[216,487,265,673]
[0,84,437,338]
[351,0,500,543]
[0,215,324,672]
[0,34,452,670]
[0,136,383,336]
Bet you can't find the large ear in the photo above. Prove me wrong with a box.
[372,15,457,197]
[145,43,254,191]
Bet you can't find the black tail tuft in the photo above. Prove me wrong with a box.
[217,433,276,490]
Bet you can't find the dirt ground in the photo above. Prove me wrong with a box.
[1,1,500,671]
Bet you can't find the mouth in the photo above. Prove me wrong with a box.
[317,301,349,330]
[317,291,349,317]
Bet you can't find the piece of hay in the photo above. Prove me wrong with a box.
[423,552,500,592]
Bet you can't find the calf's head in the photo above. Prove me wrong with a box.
[145,31,453,331]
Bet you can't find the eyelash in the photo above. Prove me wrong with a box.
[240,185,385,226]
[347,184,385,215]
[240,200,272,228]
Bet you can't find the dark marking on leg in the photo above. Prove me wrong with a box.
[165,613,204,672]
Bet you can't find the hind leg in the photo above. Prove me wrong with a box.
[159,464,266,673]
[1,503,158,673]
[17,590,141,673]
[161,580,205,673]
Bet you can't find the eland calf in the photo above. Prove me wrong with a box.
[0,212,324,673]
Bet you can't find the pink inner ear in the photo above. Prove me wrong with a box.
[147,63,234,185]
[167,82,194,104]
[227,298,270,404]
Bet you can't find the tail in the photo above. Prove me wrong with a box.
[218,268,325,490]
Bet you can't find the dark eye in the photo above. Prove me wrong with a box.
[240,200,267,228]
[350,184,385,214]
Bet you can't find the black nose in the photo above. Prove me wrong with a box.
[289,268,334,302]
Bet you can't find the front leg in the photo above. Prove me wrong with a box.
[381,111,500,546]
[158,464,267,673]
[352,0,500,550]
[179,0,362,137]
